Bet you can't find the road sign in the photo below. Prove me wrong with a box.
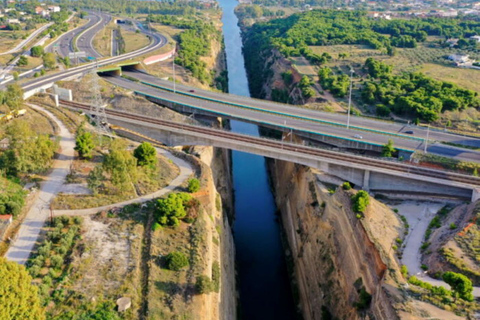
[68,51,86,59]
[87,56,96,60]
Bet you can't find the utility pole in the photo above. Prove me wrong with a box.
[424,125,430,153]
[172,51,176,93]
[347,68,354,130]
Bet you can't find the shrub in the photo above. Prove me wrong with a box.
[354,287,372,310]
[43,275,53,286]
[442,271,474,301]
[196,275,214,294]
[187,178,200,193]
[401,265,408,277]
[152,222,161,231]
[73,216,83,225]
[421,264,428,271]
[212,261,220,292]
[449,223,457,230]
[342,182,352,190]
[28,265,41,278]
[165,251,189,271]
[351,190,370,213]
[133,142,157,166]
[50,255,63,269]
[56,245,68,256]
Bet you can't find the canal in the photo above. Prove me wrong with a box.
[217,0,298,318]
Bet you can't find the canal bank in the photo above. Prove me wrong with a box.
[217,0,298,319]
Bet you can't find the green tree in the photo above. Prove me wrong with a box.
[165,251,189,271]
[5,83,24,110]
[381,139,396,157]
[187,178,200,193]
[12,71,19,81]
[442,271,474,301]
[351,190,370,213]
[74,131,95,159]
[0,257,45,320]
[87,166,104,195]
[17,56,28,66]
[155,192,192,226]
[30,45,44,57]
[196,275,214,294]
[342,182,352,190]
[42,52,56,69]
[102,139,137,191]
[133,142,157,166]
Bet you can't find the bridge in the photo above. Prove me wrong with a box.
[60,100,480,201]
[99,71,480,163]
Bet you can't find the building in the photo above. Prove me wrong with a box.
[6,18,20,24]
[0,137,9,150]
[0,215,13,225]
[35,6,48,17]
[446,38,459,47]
[48,6,61,13]
[448,54,474,66]
[470,35,480,43]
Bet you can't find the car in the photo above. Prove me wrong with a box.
[353,134,363,139]
[404,130,414,134]
[189,89,195,93]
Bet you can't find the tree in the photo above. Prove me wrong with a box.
[102,139,137,191]
[12,72,19,81]
[155,193,192,226]
[381,139,396,157]
[187,178,200,193]
[75,131,95,159]
[196,275,214,294]
[42,52,56,69]
[442,271,474,301]
[17,56,28,66]
[30,45,44,57]
[133,142,157,166]
[165,251,189,271]
[351,190,370,213]
[5,83,24,110]
[0,257,46,320]
[87,166,105,195]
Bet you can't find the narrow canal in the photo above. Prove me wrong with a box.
[217,0,297,318]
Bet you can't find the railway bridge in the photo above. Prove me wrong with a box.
[61,100,480,201]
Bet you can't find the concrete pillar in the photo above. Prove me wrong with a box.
[54,94,59,107]
[318,162,329,173]
[363,170,370,191]
[472,188,480,202]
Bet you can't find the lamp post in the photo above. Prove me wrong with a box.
[423,125,430,153]
[172,51,176,94]
[346,68,354,130]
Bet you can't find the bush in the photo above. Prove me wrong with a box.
[165,251,189,271]
[212,261,220,292]
[50,255,63,269]
[449,223,457,230]
[401,265,408,277]
[29,265,41,278]
[152,222,161,231]
[442,271,474,301]
[196,275,214,294]
[187,178,200,193]
[342,182,352,190]
[351,190,370,213]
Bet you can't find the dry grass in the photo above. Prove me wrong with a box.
[420,63,480,93]
[92,19,117,57]
[0,30,29,53]
[123,29,150,53]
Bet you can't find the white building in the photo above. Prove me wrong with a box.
[48,6,61,13]
[7,18,20,24]
[470,35,480,43]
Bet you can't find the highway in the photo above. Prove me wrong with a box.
[60,99,480,189]
[46,12,101,58]
[10,26,167,94]
[124,71,480,150]
[0,22,54,56]
[107,75,480,162]
[75,11,111,58]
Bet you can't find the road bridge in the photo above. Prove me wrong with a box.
[103,75,480,162]
[60,100,479,201]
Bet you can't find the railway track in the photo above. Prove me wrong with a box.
[60,100,480,187]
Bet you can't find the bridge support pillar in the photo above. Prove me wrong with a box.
[363,170,370,191]
[318,162,329,173]
[472,188,480,202]
[54,94,59,107]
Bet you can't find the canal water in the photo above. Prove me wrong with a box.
[217,0,297,318]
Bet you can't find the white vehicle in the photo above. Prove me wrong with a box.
[353,134,363,139]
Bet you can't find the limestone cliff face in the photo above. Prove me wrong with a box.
[192,145,236,320]
[269,159,404,320]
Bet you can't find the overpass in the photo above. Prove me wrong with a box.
[60,100,480,201]
[102,75,480,163]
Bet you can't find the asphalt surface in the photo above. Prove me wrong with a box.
[76,11,112,59]
[111,74,480,162]
[112,28,119,56]
[124,71,480,150]
[46,12,101,58]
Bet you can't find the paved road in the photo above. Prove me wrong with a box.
[5,104,74,265]
[46,12,101,58]
[124,71,480,150]
[54,148,193,216]
[398,201,480,297]
[0,22,54,56]
[76,11,112,58]
[108,76,480,162]
[112,28,119,56]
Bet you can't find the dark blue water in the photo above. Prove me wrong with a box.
[217,0,297,319]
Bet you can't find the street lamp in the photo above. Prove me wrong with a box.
[346,68,354,130]
[423,125,430,153]
[172,51,176,93]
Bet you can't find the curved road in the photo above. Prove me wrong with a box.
[46,12,101,58]
[0,22,53,56]
[75,11,112,58]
